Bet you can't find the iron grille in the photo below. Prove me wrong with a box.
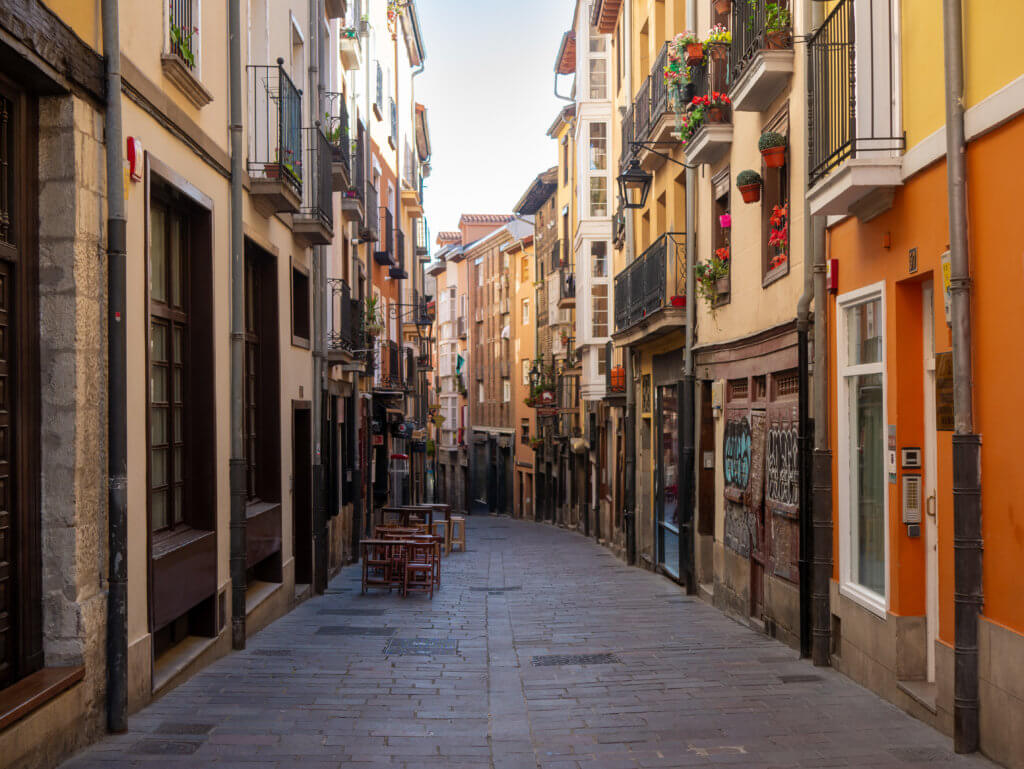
[299,126,333,230]
[324,92,350,177]
[246,60,303,193]
[613,232,686,333]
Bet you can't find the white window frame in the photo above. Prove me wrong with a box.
[166,0,204,76]
[836,280,889,618]
[522,298,530,325]
[587,121,609,219]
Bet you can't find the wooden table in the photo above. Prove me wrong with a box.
[360,537,442,596]
[381,506,433,527]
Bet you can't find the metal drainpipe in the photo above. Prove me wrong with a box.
[942,0,981,753]
[101,0,128,733]
[362,0,373,539]
[678,0,697,596]
[310,0,329,594]
[228,0,247,650]
[797,0,822,662]
[621,0,637,567]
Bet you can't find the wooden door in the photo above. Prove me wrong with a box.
[293,405,313,585]
[0,259,15,687]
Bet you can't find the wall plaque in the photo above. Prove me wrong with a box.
[935,351,954,431]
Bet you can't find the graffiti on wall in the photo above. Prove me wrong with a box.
[766,424,800,507]
[723,416,751,490]
[724,501,754,558]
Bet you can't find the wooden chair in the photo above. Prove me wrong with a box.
[404,541,435,598]
[450,516,466,552]
[361,541,393,594]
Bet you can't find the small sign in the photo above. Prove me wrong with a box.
[908,247,918,274]
[935,351,955,431]
[941,251,952,327]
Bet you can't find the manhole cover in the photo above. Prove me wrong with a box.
[155,723,215,735]
[316,626,395,637]
[251,649,293,657]
[531,653,621,666]
[470,586,521,592]
[778,674,823,683]
[384,638,458,656]
[131,740,200,755]
[317,608,387,616]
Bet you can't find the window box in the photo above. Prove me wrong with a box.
[161,53,213,108]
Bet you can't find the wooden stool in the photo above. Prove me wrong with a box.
[404,541,435,598]
[430,519,451,555]
[450,516,466,552]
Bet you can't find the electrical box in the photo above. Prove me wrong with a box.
[901,447,922,469]
[903,475,922,525]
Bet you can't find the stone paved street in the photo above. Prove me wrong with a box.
[61,517,996,768]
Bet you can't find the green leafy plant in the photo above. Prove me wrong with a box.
[737,169,763,187]
[704,24,732,46]
[341,26,359,39]
[758,131,787,152]
[169,18,199,69]
[672,30,701,47]
[766,3,792,33]
[364,295,383,336]
[695,247,731,305]
[676,106,705,146]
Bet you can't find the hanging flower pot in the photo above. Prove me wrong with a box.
[713,0,732,14]
[766,30,791,50]
[707,42,728,62]
[758,131,788,168]
[715,276,731,296]
[719,213,732,229]
[708,106,728,123]
[736,169,763,204]
[686,43,704,65]
[670,295,686,308]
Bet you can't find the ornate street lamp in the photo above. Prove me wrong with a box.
[617,156,653,210]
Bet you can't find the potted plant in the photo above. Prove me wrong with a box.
[759,131,787,168]
[364,295,383,337]
[704,24,732,61]
[719,212,732,229]
[676,106,704,147]
[169,16,199,68]
[674,30,704,66]
[690,92,731,123]
[695,247,731,305]
[765,3,793,49]
[714,0,732,14]
[736,169,763,203]
[768,203,789,269]
[529,437,545,451]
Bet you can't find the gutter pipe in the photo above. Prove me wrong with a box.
[102,0,128,733]
[942,0,981,753]
[622,0,637,566]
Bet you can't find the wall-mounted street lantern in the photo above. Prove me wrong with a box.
[617,157,653,210]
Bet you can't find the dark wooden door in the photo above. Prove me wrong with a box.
[293,405,312,585]
[0,258,15,687]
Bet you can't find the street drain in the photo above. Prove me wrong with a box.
[384,638,458,656]
[131,739,200,755]
[155,723,215,735]
[317,608,387,616]
[316,626,395,636]
[778,674,823,683]
[470,586,521,592]
[890,747,954,762]
[531,653,621,666]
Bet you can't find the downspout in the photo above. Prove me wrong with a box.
[678,0,697,594]
[362,0,374,539]
[943,0,981,753]
[622,0,637,566]
[228,0,247,650]
[101,0,128,733]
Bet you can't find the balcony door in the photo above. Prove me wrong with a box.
[656,385,680,578]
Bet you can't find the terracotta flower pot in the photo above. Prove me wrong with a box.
[686,43,704,65]
[708,42,728,62]
[714,0,732,13]
[761,145,786,168]
[766,30,791,50]
[707,106,728,123]
[739,183,762,204]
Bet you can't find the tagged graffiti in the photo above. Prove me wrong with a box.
[767,424,799,506]
[723,417,751,490]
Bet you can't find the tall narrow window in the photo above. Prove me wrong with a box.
[149,203,188,532]
[292,263,310,345]
[589,123,608,217]
[589,37,607,99]
[592,284,608,338]
[591,241,608,278]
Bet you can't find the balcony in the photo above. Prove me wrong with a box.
[620,104,636,172]
[342,122,366,224]
[806,0,904,219]
[292,126,334,245]
[246,60,302,215]
[324,92,350,191]
[340,34,361,70]
[374,207,394,265]
[683,61,732,166]
[375,341,403,392]
[536,285,549,328]
[415,219,429,257]
[557,266,576,309]
[457,316,467,339]
[327,280,368,368]
[388,98,398,150]
[728,0,794,113]
[389,229,408,280]
[612,232,686,346]
[374,62,384,121]
[637,43,675,170]
[550,239,566,272]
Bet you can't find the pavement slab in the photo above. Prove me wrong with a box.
[59,516,997,769]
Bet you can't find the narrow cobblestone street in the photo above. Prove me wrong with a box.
[62,517,994,769]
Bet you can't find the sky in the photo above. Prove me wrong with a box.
[415,0,576,243]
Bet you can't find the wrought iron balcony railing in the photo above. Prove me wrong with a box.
[324,92,350,176]
[559,267,576,302]
[613,232,686,333]
[390,229,407,279]
[374,207,394,265]
[297,125,333,231]
[246,60,303,192]
[620,103,636,171]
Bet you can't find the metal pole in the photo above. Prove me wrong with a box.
[101,0,128,733]
[228,0,247,650]
[810,212,831,668]
[942,0,981,752]
[621,0,636,566]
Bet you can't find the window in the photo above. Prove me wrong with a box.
[592,284,608,338]
[712,168,731,305]
[521,255,530,281]
[597,346,607,377]
[762,111,790,282]
[591,241,608,278]
[168,0,201,72]
[589,36,607,99]
[522,359,530,386]
[522,298,530,325]
[588,122,608,217]
[521,419,530,444]
[562,137,569,185]
[478,381,485,403]
[503,380,512,403]
[590,178,608,218]
[838,286,887,614]
[291,263,310,345]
